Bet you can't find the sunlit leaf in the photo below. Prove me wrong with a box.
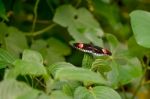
[106,34,119,51]
[5,27,28,57]
[47,62,74,76]
[14,59,47,75]
[92,58,112,73]
[47,37,71,56]
[50,91,73,99]
[53,5,103,43]
[62,81,80,97]
[55,65,108,85]
[82,54,94,69]
[107,57,142,88]
[22,49,43,66]
[74,86,121,99]
[128,36,150,58]
[31,39,69,65]
[130,10,150,48]
[0,48,15,69]
[5,59,47,79]
[0,79,49,99]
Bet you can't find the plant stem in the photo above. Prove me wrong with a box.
[75,0,81,7]
[26,23,56,36]
[31,0,40,32]
[120,84,128,99]
[131,68,147,99]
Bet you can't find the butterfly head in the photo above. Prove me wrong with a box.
[102,48,112,56]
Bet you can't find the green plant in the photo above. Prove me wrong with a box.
[0,0,150,99]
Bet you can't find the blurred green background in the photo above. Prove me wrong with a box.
[0,0,150,99]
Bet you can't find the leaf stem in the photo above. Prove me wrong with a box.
[131,63,147,99]
[120,84,128,99]
[75,0,81,7]
[26,23,56,36]
[31,0,40,32]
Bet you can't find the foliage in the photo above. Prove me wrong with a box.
[0,0,150,99]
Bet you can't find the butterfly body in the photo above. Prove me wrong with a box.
[73,43,112,56]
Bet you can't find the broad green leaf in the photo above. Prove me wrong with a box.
[5,59,47,79]
[107,60,119,88]
[105,33,143,87]
[92,58,112,73]
[5,27,28,57]
[118,58,142,85]
[46,80,68,93]
[22,49,43,66]
[130,10,150,48]
[53,5,103,43]
[50,91,73,99]
[31,39,47,51]
[0,61,9,69]
[0,48,15,69]
[74,86,121,99]
[47,62,74,76]
[14,59,47,76]
[55,65,108,85]
[128,36,150,58]
[68,26,89,43]
[53,5,77,27]
[47,37,71,55]
[82,54,94,69]
[31,39,68,65]
[107,57,142,88]
[74,86,93,99]
[0,0,8,21]
[62,81,80,97]
[17,90,50,99]
[85,32,103,47]
[0,79,49,99]
[106,34,119,51]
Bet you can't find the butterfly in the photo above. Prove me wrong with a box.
[72,43,112,56]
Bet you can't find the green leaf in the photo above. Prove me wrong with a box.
[53,5,103,43]
[74,86,121,99]
[107,57,142,88]
[5,27,28,57]
[118,58,142,85]
[22,49,43,66]
[53,5,77,27]
[50,91,73,99]
[92,58,112,73]
[5,59,47,79]
[106,34,119,51]
[54,65,108,85]
[0,48,15,69]
[62,81,80,97]
[82,54,94,69]
[47,37,71,56]
[74,86,93,99]
[47,62,75,77]
[17,90,50,99]
[14,59,47,75]
[31,39,68,65]
[130,10,150,48]
[0,0,8,21]
[128,36,150,58]
[85,31,103,47]
[107,60,119,88]
[0,79,49,99]
[68,26,90,43]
